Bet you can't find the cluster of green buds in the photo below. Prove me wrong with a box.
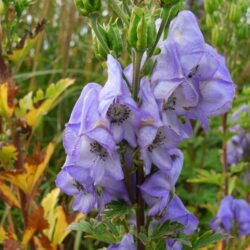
[205,0,249,46]
[93,21,123,60]
[74,0,184,60]
[74,0,101,16]
[128,6,157,52]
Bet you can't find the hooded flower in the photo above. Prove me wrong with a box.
[211,196,250,236]
[233,199,250,236]
[166,239,183,250]
[140,149,183,216]
[161,195,199,235]
[227,105,250,165]
[55,167,98,214]
[108,234,136,250]
[63,83,123,184]
[152,10,235,132]
[140,125,182,174]
[210,196,234,234]
[138,79,182,174]
[99,55,139,147]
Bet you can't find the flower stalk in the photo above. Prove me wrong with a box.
[132,48,145,250]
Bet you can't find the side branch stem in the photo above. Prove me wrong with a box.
[132,50,143,100]
[132,49,144,250]
[222,113,229,196]
[221,113,229,250]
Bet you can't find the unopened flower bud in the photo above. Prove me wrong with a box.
[93,21,123,60]
[106,21,123,57]
[93,24,108,60]
[128,7,156,51]
[74,0,101,16]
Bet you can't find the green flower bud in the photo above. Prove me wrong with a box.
[93,21,123,60]
[229,3,241,23]
[93,23,109,60]
[128,7,156,51]
[74,0,101,16]
[106,21,123,57]
[212,25,225,47]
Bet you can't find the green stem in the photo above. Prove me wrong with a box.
[74,230,82,250]
[132,49,143,100]
[221,113,229,250]
[222,113,229,197]
[108,0,129,25]
[132,49,145,250]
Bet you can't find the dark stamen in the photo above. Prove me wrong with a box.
[73,181,84,191]
[90,141,108,160]
[148,128,167,152]
[188,65,199,78]
[163,96,177,111]
[107,103,131,125]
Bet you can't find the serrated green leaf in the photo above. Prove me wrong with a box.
[193,231,224,249]
[188,169,224,186]
[69,220,94,233]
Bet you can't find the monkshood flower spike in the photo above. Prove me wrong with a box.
[56,6,235,249]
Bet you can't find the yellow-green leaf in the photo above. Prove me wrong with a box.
[0,143,54,194]
[41,188,83,246]
[6,35,40,64]
[0,226,7,243]
[0,145,17,166]
[0,180,20,208]
[0,83,14,119]
[41,188,60,240]
[26,78,75,128]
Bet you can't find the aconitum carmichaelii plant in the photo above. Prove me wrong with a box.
[56,10,235,249]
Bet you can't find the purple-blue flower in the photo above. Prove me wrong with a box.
[55,167,98,214]
[108,234,136,250]
[210,196,234,234]
[211,195,250,236]
[140,149,183,216]
[227,105,250,165]
[63,83,123,184]
[233,199,250,236]
[166,239,183,250]
[161,195,199,235]
[99,55,139,147]
[138,79,182,174]
[152,10,235,132]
